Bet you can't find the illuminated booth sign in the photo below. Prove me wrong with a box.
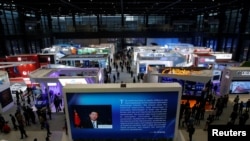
[212,53,232,60]
[198,57,215,63]
[236,71,250,76]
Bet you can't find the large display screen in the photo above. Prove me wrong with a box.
[229,81,250,94]
[0,88,14,108]
[67,91,179,140]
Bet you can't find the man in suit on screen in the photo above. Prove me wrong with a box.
[83,111,102,128]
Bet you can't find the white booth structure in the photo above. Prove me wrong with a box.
[165,43,194,50]
[220,67,250,95]
[0,71,14,112]
[59,54,109,68]
[89,43,116,61]
[63,83,182,141]
[42,44,78,55]
[29,67,104,93]
[135,52,186,74]
[210,52,239,83]
[144,67,213,97]
[132,46,167,65]
[28,67,104,108]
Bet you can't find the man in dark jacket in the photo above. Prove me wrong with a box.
[187,125,195,141]
[9,114,18,130]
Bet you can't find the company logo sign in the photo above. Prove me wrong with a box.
[208,125,250,140]
[213,54,232,59]
[237,71,250,76]
[199,57,215,63]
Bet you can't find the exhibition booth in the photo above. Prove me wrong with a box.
[77,47,110,55]
[135,52,186,74]
[59,54,109,68]
[144,67,213,98]
[37,53,58,67]
[193,47,213,54]
[0,71,14,112]
[193,54,216,68]
[89,43,116,61]
[3,53,58,79]
[133,44,195,68]
[132,46,166,65]
[42,43,79,55]
[220,67,250,95]
[63,83,182,141]
[10,83,27,99]
[5,54,39,78]
[173,46,194,67]
[28,67,104,108]
[211,52,238,83]
[165,43,194,50]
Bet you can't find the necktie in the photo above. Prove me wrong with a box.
[92,121,96,128]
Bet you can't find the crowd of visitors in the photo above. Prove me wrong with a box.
[179,82,250,141]
[0,88,65,141]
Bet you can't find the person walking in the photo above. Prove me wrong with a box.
[18,122,28,139]
[187,124,195,141]
[9,114,18,130]
[27,95,31,105]
[117,71,120,80]
[47,104,52,120]
[44,120,52,137]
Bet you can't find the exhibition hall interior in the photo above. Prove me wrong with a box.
[0,0,250,141]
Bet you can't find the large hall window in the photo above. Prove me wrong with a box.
[245,10,250,33]
[148,15,165,31]
[229,9,241,33]
[100,15,121,31]
[2,10,13,35]
[41,16,49,33]
[51,16,60,32]
[124,15,144,31]
[75,15,97,32]
[65,16,73,32]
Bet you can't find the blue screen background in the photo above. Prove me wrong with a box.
[66,91,179,140]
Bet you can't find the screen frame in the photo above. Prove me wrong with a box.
[63,83,182,141]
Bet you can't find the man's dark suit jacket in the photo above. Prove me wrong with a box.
[82,119,102,128]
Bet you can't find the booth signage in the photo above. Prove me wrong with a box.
[204,58,215,62]
[212,53,232,59]
[199,57,215,63]
[139,64,146,73]
[194,48,212,53]
[237,71,250,76]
